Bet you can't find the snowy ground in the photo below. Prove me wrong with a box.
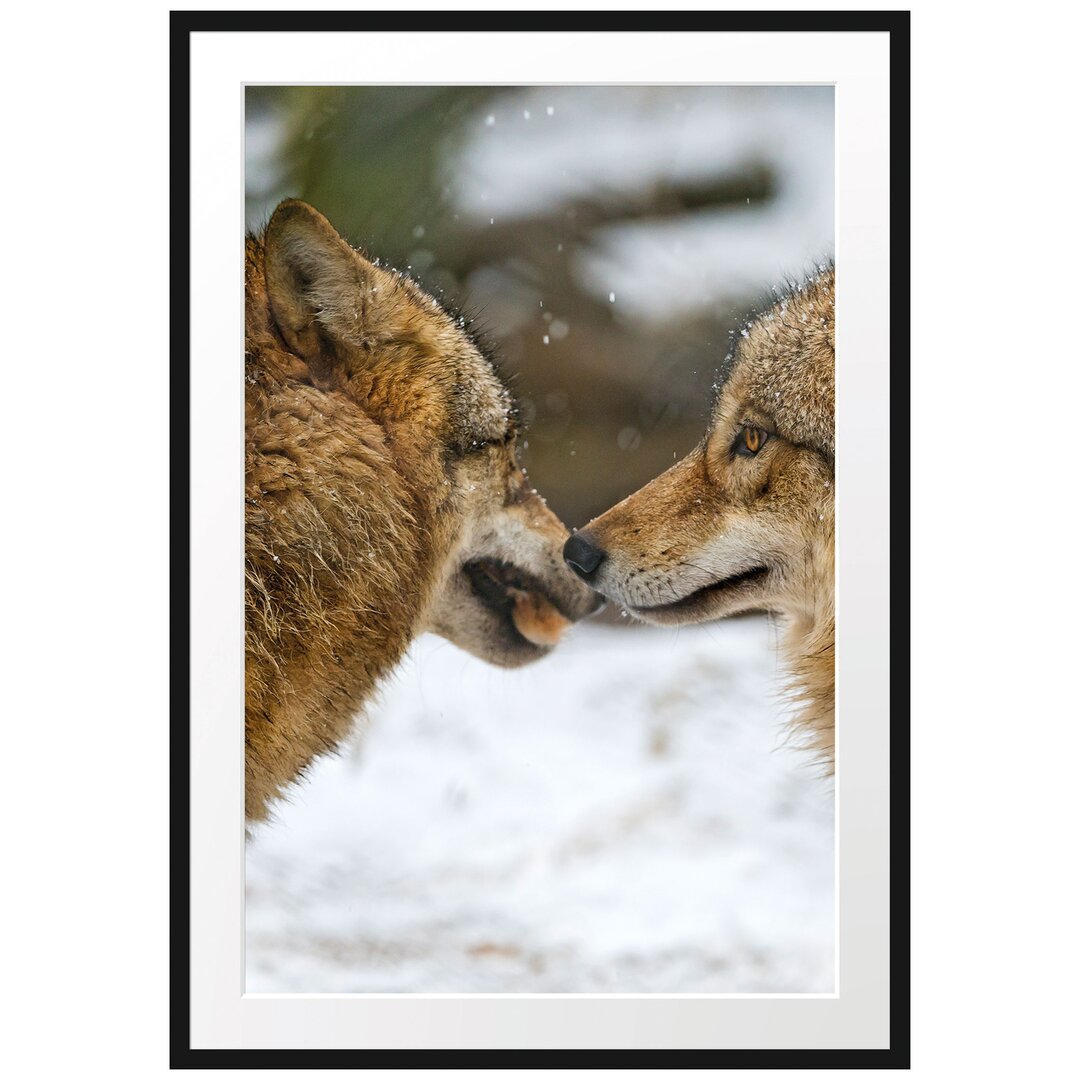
[245,618,834,994]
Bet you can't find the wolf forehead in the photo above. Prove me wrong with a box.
[362,260,522,451]
[435,312,520,451]
[712,267,835,459]
[345,252,519,453]
[447,358,519,451]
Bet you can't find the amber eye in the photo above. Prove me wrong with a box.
[735,426,769,456]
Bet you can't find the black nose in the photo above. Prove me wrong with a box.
[563,531,606,580]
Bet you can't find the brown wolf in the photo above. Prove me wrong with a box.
[564,269,835,763]
[246,199,601,821]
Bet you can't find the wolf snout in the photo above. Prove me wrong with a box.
[563,530,606,582]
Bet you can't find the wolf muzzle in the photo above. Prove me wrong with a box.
[563,531,606,582]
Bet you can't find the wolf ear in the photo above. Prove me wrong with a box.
[263,199,370,376]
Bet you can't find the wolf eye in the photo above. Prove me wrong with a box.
[735,426,769,456]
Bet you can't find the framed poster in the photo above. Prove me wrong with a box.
[172,8,909,1066]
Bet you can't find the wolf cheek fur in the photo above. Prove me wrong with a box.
[245,199,601,822]
[566,269,836,766]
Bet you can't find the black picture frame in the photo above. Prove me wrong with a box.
[171,8,910,1068]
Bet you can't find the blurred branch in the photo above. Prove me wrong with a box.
[439,164,776,274]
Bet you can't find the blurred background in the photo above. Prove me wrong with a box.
[245,85,835,994]
[245,85,834,530]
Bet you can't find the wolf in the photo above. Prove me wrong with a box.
[245,199,601,821]
[564,268,835,763]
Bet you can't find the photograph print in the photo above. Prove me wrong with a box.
[243,83,837,995]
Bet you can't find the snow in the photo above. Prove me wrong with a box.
[245,619,834,994]
[452,86,833,320]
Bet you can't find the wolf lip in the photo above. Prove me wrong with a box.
[463,558,572,649]
[632,565,769,616]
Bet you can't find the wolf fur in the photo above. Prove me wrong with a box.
[565,269,835,763]
[246,199,600,821]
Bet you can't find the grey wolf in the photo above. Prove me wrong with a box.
[246,199,601,821]
[564,268,835,763]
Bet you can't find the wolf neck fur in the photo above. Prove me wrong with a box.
[781,528,835,767]
[244,236,465,819]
